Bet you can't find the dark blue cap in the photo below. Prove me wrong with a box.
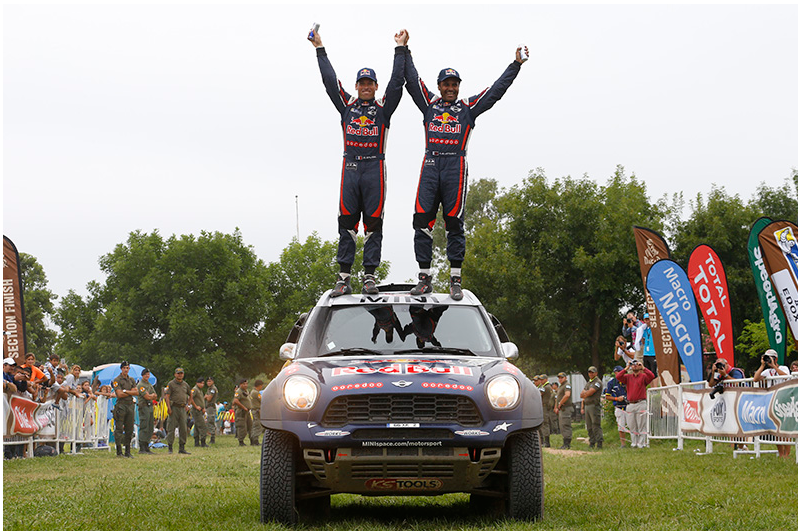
[437,68,461,83]
[120,360,129,368]
[356,67,377,82]
[614,365,624,372]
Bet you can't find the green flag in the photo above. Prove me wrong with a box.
[747,217,787,363]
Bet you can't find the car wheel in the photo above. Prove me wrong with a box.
[506,430,544,521]
[260,428,298,524]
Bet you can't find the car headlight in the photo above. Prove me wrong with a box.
[283,376,319,411]
[486,375,520,410]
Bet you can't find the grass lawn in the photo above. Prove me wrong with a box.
[3,425,796,531]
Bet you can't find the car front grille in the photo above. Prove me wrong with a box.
[321,394,483,427]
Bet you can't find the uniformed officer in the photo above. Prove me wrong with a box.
[136,368,157,454]
[580,366,604,449]
[204,376,219,444]
[232,378,255,446]
[250,379,265,445]
[112,361,139,458]
[165,367,192,454]
[191,377,208,447]
[535,374,554,448]
[553,372,574,449]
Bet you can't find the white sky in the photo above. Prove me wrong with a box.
[4,3,797,303]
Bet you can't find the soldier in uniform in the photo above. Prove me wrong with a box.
[112,361,139,458]
[136,368,157,454]
[191,377,208,447]
[204,376,219,444]
[232,378,255,446]
[550,381,560,434]
[580,366,604,449]
[535,374,554,447]
[165,367,192,454]
[250,379,265,445]
[553,372,574,449]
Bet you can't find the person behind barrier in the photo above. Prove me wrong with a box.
[754,349,790,459]
[789,360,798,374]
[707,358,744,387]
[615,359,655,449]
[554,372,574,449]
[641,313,657,375]
[63,364,83,397]
[605,366,629,448]
[3,357,18,394]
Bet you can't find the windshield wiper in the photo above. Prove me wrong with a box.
[318,348,386,357]
[394,347,478,356]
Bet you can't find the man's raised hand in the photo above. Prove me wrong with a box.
[395,29,409,46]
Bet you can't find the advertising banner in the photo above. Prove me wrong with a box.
[3,236,27,362]
[633,226,679,385]
[748,217,787,363]
[681,379,798,437]
[688,244,734,366]
[2,394,55,436]
[757,220,798,350]
[647,259,704,383]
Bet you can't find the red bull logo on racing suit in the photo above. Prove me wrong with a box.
[428,112,461,134]
[347,115,379,136]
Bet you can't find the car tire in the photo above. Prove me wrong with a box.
[260,428,298,525]
[505,430,544,521]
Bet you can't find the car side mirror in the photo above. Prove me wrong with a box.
[279,343,297,360]
[501,342,519,360]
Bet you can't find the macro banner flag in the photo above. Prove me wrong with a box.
[3,236,27,362]
[688,244,734,366]
[647,259,704,383]
[633,226,680,385]
[681,379,798,438]
[757,220,798,350]
[748,217,787,363]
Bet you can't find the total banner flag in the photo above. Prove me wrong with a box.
[757,220,798,350]
[3,394,57,437]
[681,379,798,438]
[647,259,704,383]
[747,217,787,363]
[688,244,734,366]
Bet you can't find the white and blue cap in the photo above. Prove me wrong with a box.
[356,67,377,82]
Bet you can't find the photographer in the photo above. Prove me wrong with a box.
[614,335,635,366]
[615,360,655,448]
[753,349,790,459]
[707,358,744,388]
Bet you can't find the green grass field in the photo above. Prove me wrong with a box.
[3,425,796,531]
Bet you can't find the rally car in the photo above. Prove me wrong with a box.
[258,284,544,524]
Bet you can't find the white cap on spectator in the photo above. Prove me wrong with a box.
[764,349,778,357]
[3,357,17,366]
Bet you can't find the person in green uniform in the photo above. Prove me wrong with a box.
[249,379,265,445]
[580,365,604,449]
[550,381,560,434]
[204,376,219,444]
[553,372,574,449]
[165,367,192,454]
[232,378,255,446]
[136,368,157,454]
[112,360,139,458]
[535,374,554,448]
[191,377,208,448]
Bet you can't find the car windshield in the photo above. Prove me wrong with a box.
[296,304,499,358]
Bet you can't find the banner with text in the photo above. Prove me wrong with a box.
[681,379,798,438]
[747,217,787,363]
[647,259,704,383]
[633,226,679,385]
[757,220,798,350]
[688,244,734,366]
[3,394,56,437]
[3,236,27,362]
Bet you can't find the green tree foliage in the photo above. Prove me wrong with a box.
[19,253,58,357]
[54,230,269,392]
[260,232,390,373]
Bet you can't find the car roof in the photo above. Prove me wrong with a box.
[318,284,483,307]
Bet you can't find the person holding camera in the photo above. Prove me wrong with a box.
[615,359,655,448]
[614,335,635,366]
[753,349,790,459]
[707,358,744,388]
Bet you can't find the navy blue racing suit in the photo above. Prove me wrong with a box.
[317,46,407,272]
[405,54,522,268]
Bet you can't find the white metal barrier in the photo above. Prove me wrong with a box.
[647,374,798,463]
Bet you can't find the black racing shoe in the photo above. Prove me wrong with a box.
[450,276,463,301]
[362,274,379,295]
[409,273,432,296]
[330,275,352,298]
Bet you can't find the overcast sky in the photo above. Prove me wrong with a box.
[4,4,797,304]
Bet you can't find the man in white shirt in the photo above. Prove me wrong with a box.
[753,348,790,459]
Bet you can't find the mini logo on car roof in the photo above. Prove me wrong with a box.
[391,380,413,388]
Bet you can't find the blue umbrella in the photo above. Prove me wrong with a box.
[93,363,157,386]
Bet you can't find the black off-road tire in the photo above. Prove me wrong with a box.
[260,428,298,525]
[505,430,544,521]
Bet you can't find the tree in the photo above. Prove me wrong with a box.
[19,253,58,357]
[260,232,390,372]
[54,229,270,393]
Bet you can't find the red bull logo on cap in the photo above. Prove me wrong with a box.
[347,115,379,137]
[360,69,371,77]
[428,112,461,134]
